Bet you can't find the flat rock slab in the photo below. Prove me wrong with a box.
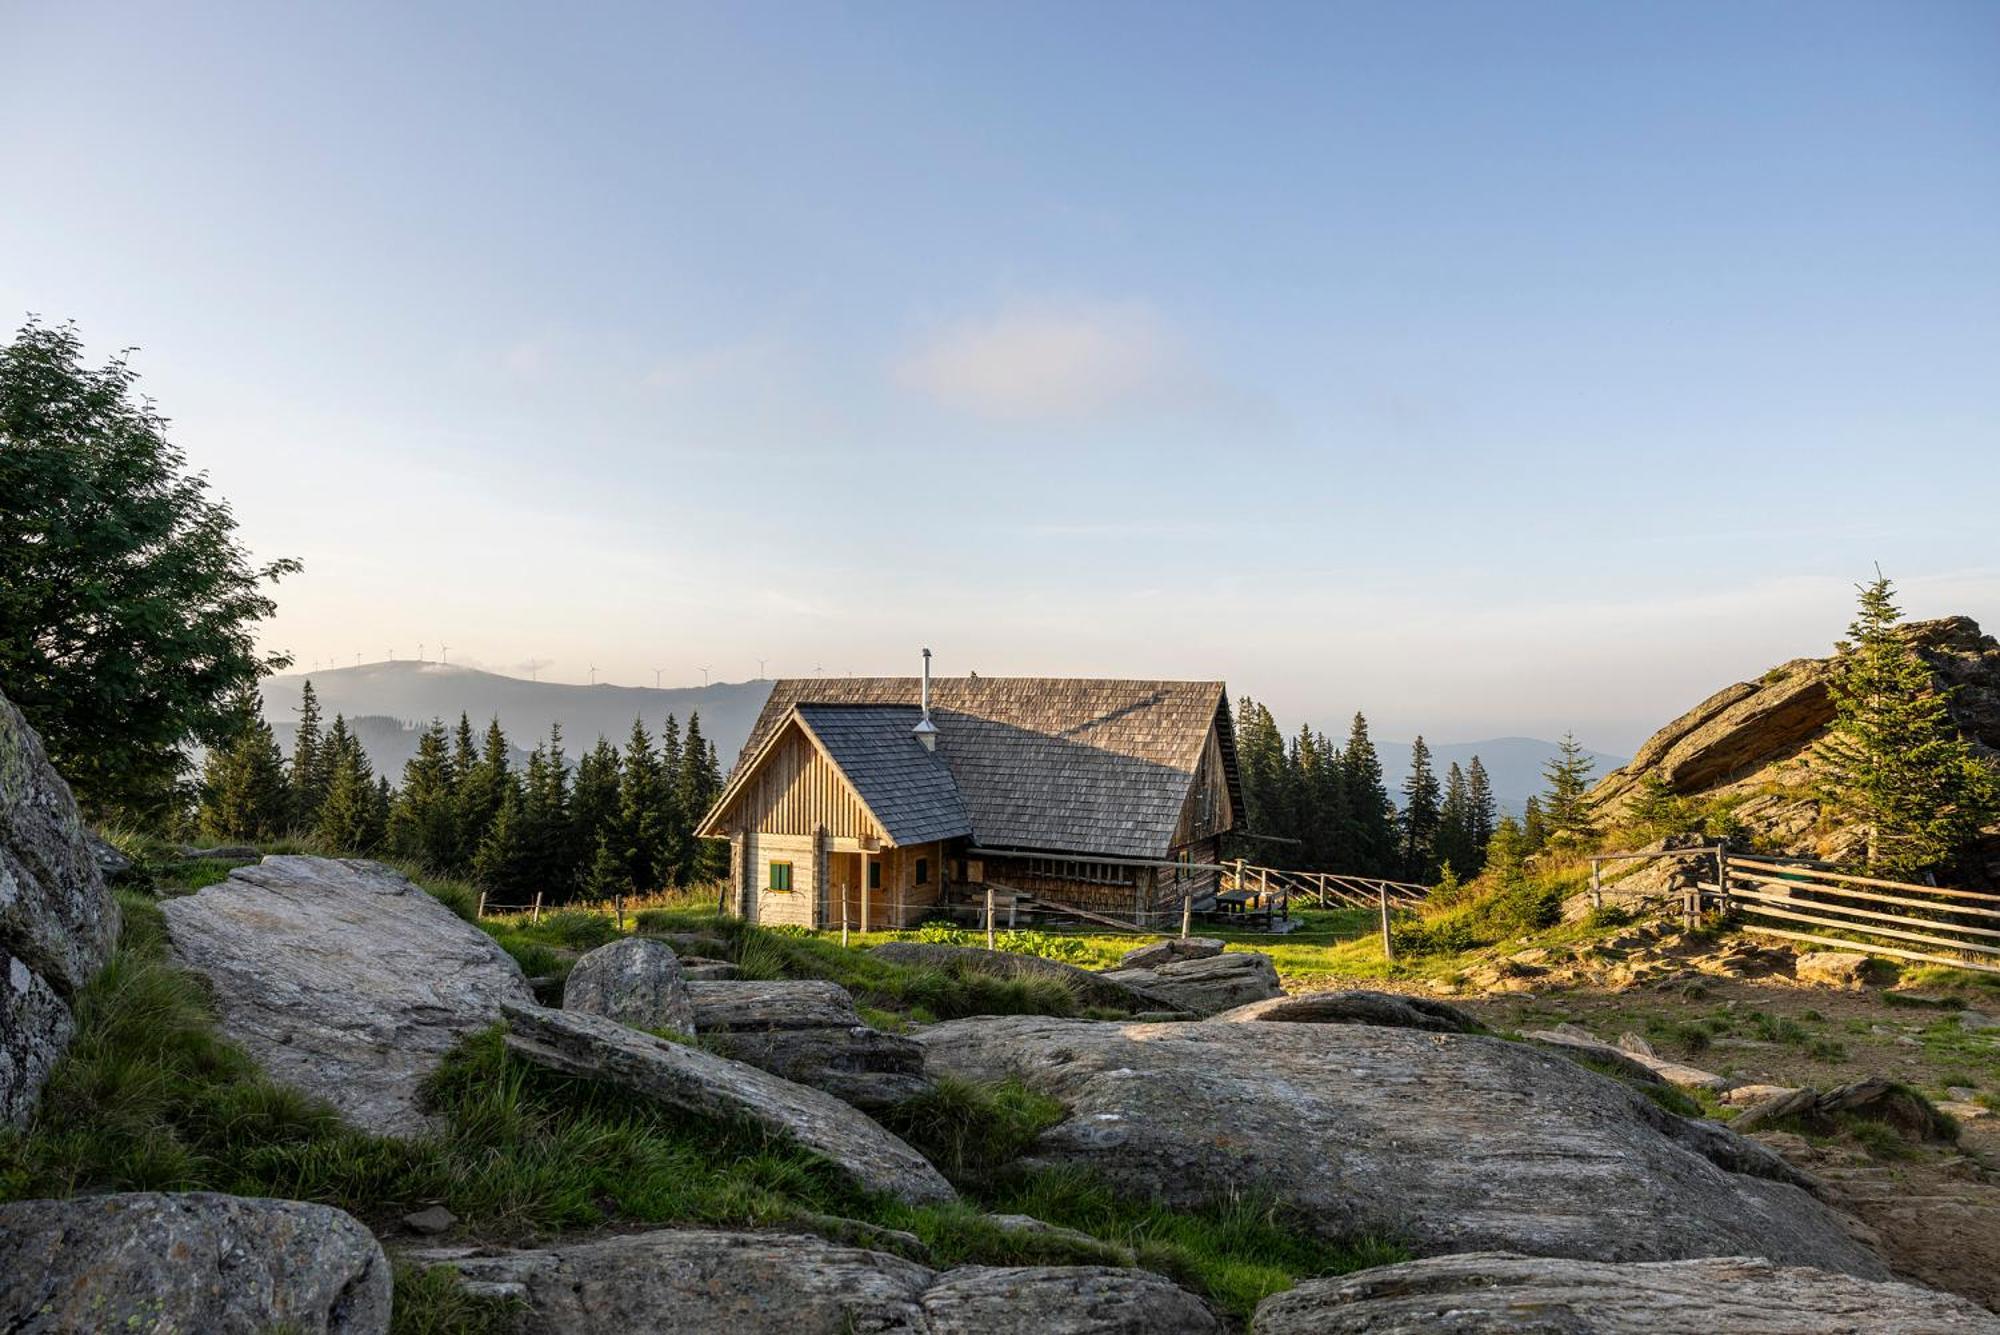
[1254,1251,2000,1334]
[161,856,535,1136]
[1115,937,1224,970]
[1526,1024,1732,1091]
[563,936,694,1034]
[688,978,863,1031]
[503,1001,954,1204]
[1097,951,1282,1014]
[0,1191,390,1334]
[412,1227,1218,1334]
[1212,989,1480,1033]
[703,1024,934,1111]
[918,1016,1884,1274]
[0,684,117,1125]
[869,941,1152,1010]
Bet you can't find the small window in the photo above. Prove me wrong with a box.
[915,857,930,886]
[768,861,794,892]
[867,860,881,891]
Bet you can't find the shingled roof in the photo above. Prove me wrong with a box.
[794,704,972,845]
[718,677,1240,860]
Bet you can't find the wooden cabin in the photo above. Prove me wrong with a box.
[696,675,1243,930]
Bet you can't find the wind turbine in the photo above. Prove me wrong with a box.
[757,658,768,679]
[589,664,598,686]
[440,643,450,665]
[653,668,665,689]
[521,658,551,682]
[699,665,712,686]
[417,643,425,663]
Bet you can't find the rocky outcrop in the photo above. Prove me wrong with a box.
[502,1001,954,1204]
[1795,951,1877,988]
[703,1024,932,1112]
[1591,617,2000,859]
[0,1192,390,1334]
[869,941,1151,1010]
[0,685,117,1126]
[1524,1022,1732,1091]
[1253,1252,2000,1334]
[412,1227,1219,1334]
[1114,937,1223,970]
[919,1016,1883,1273]
[688,979,863,1031]
[1096,951,1281,1014]
[564,936,695,1034]
[161,856,535,1136]
[1212,989,1480,1033]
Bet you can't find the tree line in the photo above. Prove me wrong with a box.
[197,680,728,903]
[1235,700,1609,885]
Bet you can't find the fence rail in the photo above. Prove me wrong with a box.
[1599,845,2000,976]
[1221,861,1430,911]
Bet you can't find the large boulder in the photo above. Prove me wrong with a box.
[1795,950,1876,989]
[702,1024,933,1112]
[1114,937,1224,970]
[1096,951,1281,1014]
[688,978,863,1031]
[412,1227,1219,1334]
[918,1016,1884,1274]
[0,1191,391,1334]
[868,941,1152,1010]
[502,1001,954,1204]
[1253,1252,2000,1334]
[1212,989,1480,1033]
[564,936,695,1034]
[0,685,117,1125]
[161,856,535,1136]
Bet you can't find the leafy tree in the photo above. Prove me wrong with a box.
[0,319,299,820]
[1400,736,1442,879]
[1464,755,1497,864]
[1540,732,1598,850]
[314,715,383,853]
[196,687,290,841]
[1812,576,1999,874]
[388,719,458,870]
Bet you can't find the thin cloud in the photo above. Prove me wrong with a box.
[897,299,1180,421]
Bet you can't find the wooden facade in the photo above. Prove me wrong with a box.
[700,677,1244,931]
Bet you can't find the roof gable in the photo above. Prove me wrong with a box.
[794,704,971,845]
[720,677,1238,860]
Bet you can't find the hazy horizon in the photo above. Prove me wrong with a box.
[7,2,1996,757]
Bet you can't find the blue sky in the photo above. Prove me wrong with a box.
[3,1,1996,752]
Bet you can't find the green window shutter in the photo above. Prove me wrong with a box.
[769,861,793,892]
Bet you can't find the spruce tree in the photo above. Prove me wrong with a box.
[314,715,382,853]
[1234,697,1288,841]
[1522,796,1548,852]
[455,718,511,865]
[657,714,688,884]
[473,781,529,895]
[290,680,328,832]
[1340,713,1396,876]
[1433,760,1474,877]
[197,687,290,841]
[1812,576,1999,874]
[1465,755,1497,865]
[1541,732,1599,850]
[1482,814,1531,886]
[571,736,624,882]
[584,830,629,902]
[619,717,666,891]
[389,718,457,870]
[1399,735,1443,880]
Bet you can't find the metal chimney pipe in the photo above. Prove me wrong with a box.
[914,648,940,751]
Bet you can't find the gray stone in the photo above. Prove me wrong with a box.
[179,842,263,860]
[1114,937,1224,970]
[869,940,1153,1010]
[161,856,535,1136]
[563,936,695,1034]
[411,1227,1219,1334]
[688,978,863,1031]
[1212,989,1480,1033]
[1525,1023,1733,1091]
[0,1191,390,1334]
[681,958,741,980]
[1254,1252,2000,1334]
[1960,1010,1998,1032]
[502,1001,955,1204]
[84,828,137,884]
[1795,951,1875,989]
[0,685,117,1125]
[403,1204,459,1235]
[1097,950,1281,1014]
[919,1016,1884,1273]
[703,1023,934,1111]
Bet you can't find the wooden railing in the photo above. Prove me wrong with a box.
[1704,855,2000,976]
[1221,860,1430,911]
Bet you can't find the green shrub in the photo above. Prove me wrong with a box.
[541,910,618,952]
[874,1077,1066,1188]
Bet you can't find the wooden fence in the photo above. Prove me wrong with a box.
[1220,861,1431,911]
[1705,854,2000,976]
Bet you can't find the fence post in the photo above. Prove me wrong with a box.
[1181,889,1193,939]
[841,893,849,948]
[615,894,625,933]
[1714,846,1730,922]
[476,890,486,919]
[985,886,996,950]
[1379,884,1394,962]
[1590,859,1602,910]
[531,890,543,925]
